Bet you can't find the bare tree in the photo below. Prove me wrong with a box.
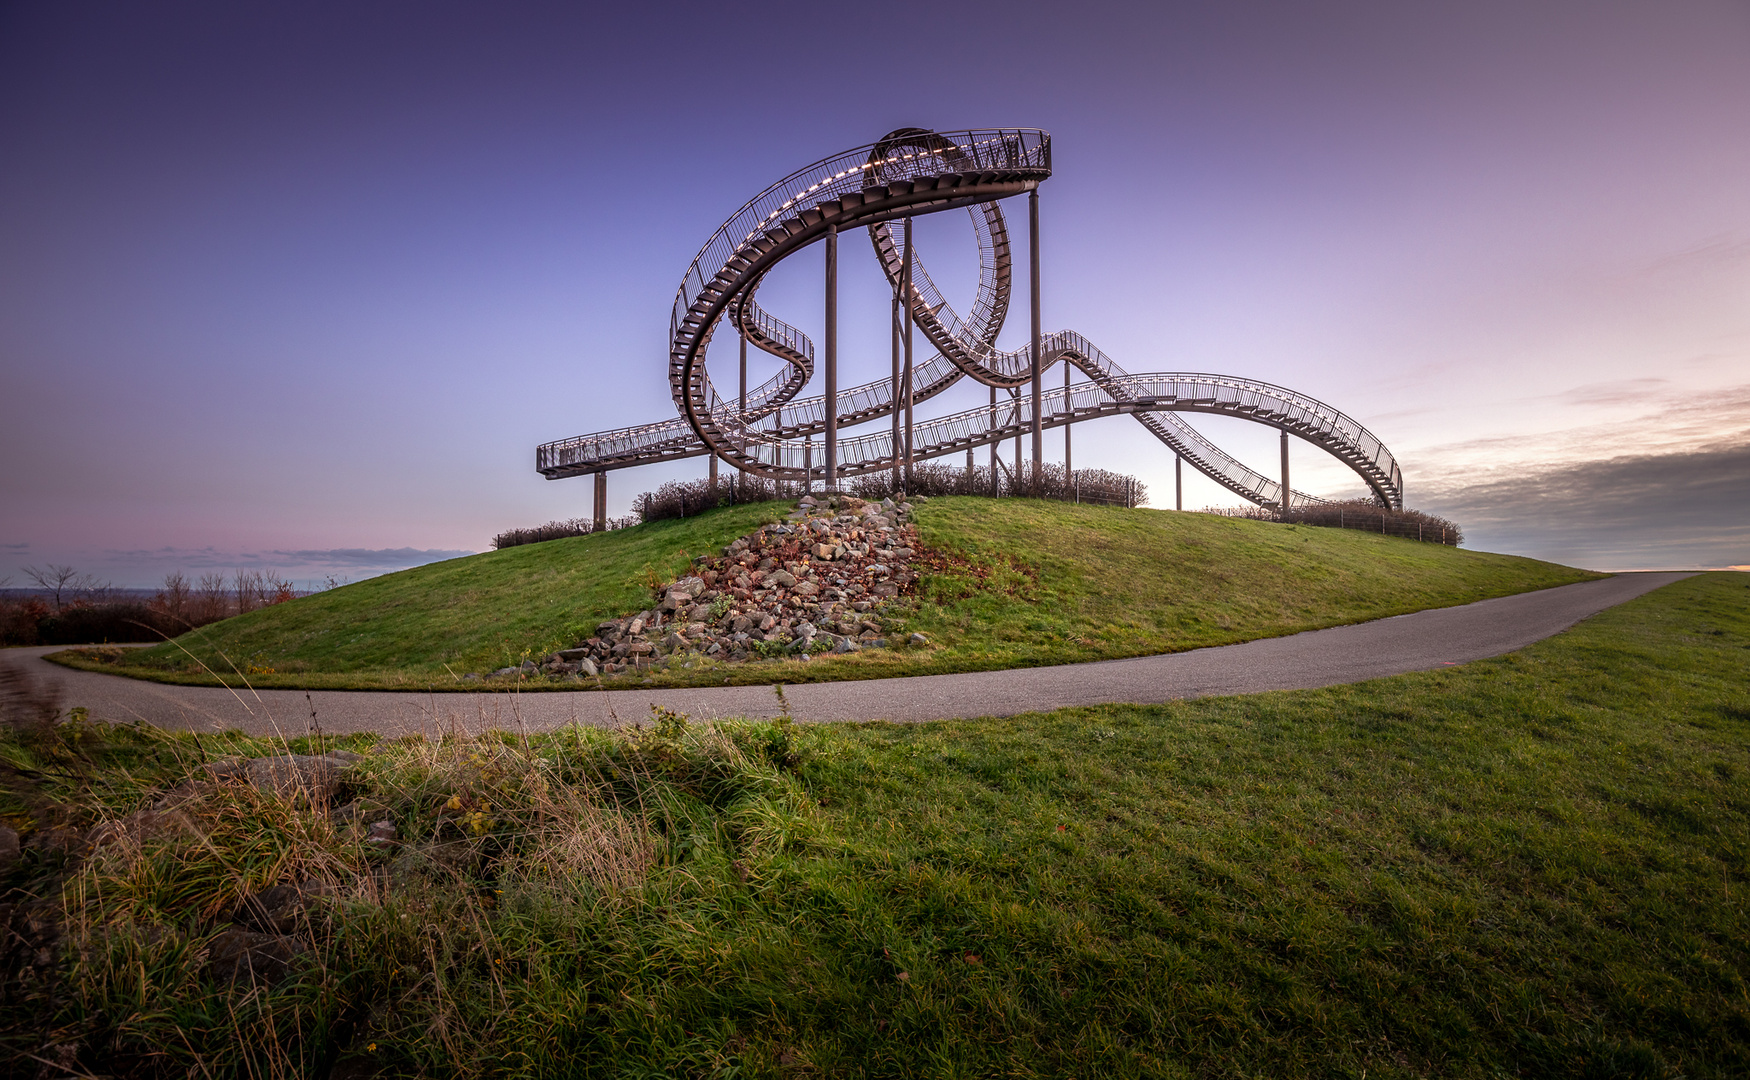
[196,571,229,622]
[154,571,192,623]
[21,564,82,611]
[234,569,264,615]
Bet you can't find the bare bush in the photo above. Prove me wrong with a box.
[847,461,1147,506]
[634,474,802,524]
[491,516,638,550]
[227,569,293,615]
[510,462,1151,540]
[1203,499,1463,546]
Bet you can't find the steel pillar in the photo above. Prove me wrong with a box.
[989,384,999,495]
[824,223,838,491]
[891,283,901,491]
[708,452,717,502]
[1063,354,1072,480]
[902,216,914,491]
[1175,455,1183,511]
[593,472,606,529]
[738,329,748,496]
[1279,429,1290,515]
[1029,188,1042,493]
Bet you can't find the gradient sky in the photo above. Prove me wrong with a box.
[2,0,1747,587]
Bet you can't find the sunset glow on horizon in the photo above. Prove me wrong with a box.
[2,0,1746,585]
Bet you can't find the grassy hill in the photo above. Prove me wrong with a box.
[7,570,1743,1076]
[51,497,1599,690]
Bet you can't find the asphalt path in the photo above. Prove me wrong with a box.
[2,572,1691,738]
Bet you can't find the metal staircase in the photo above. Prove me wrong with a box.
[537,128,1403,511]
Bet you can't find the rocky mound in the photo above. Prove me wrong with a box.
[502,494,927,679]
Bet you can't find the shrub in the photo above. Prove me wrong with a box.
[633,474,800,525]
[847,461,1146,506]
[35,603,183,645]
[491,516,637,550]
[1204,499,1464,546]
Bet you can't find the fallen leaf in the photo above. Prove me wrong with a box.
[896,971,910,982]
[964,952,982,965]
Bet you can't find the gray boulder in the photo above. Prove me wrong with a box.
[243,752,359,804]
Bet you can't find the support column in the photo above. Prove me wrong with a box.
[1012,388,1022,487]
[891,284,901,491]
[989,384,999,495]
[824,223,838,491]
[902,217,914,491]
[708,452,717,504]
[1063,357,1072,483]
[1279,428,1290,517]
[1175,455,1183,512]
[1029,188,1042,493]
[593,472,607,530]
[739,328,748,499]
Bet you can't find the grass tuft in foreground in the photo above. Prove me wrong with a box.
[3,573,1745,1076]
[50,497,1595,691]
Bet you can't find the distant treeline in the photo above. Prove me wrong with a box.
[0,568,298,647]
[1204,500,1464,546]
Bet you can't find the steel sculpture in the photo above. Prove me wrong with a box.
[537,128,1404,516]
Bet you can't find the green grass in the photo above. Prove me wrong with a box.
[49,498,1596,691]
[5,573,1745,1077]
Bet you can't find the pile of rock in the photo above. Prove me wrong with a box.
[523,494,926,677]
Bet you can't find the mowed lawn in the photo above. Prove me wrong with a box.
[52,498,1596,690]
[8,575,1744,1077]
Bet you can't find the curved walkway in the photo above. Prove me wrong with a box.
[4,573,1689,739]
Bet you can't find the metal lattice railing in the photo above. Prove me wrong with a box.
[536,126,1404,510]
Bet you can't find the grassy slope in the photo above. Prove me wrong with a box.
[56,502,786,685]
[52,498,1596,690]
[6,574,1745,1077]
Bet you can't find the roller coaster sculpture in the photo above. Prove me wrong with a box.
[536,129,1403,519]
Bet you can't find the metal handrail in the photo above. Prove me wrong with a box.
[537,127,1404,510]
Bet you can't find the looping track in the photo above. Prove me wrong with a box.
[537,128,1403,510]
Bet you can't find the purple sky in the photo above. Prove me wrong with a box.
[3,0,1747,588]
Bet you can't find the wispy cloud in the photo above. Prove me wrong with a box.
[268,548,475,568]
[1550,377,1670,408]
[1416,442,1750,570]
[1412,382,1750,483]
[2,543,29,552]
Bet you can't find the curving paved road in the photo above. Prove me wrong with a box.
[2,573,1690,738]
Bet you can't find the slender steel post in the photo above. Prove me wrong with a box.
[1012,388,1022,486]
[803,440,811,494]
[824,223,838,491]
[1279,428,1290,517]
[739,327,748,498]
[593,472,606,530]
[902,217,914,491]
[1063,357,1072,482]
[1029,188,1042,493]
[1175,455,1183,511]
[708,452,717,503]
[891,285,901,491]
[989,384,998,495]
